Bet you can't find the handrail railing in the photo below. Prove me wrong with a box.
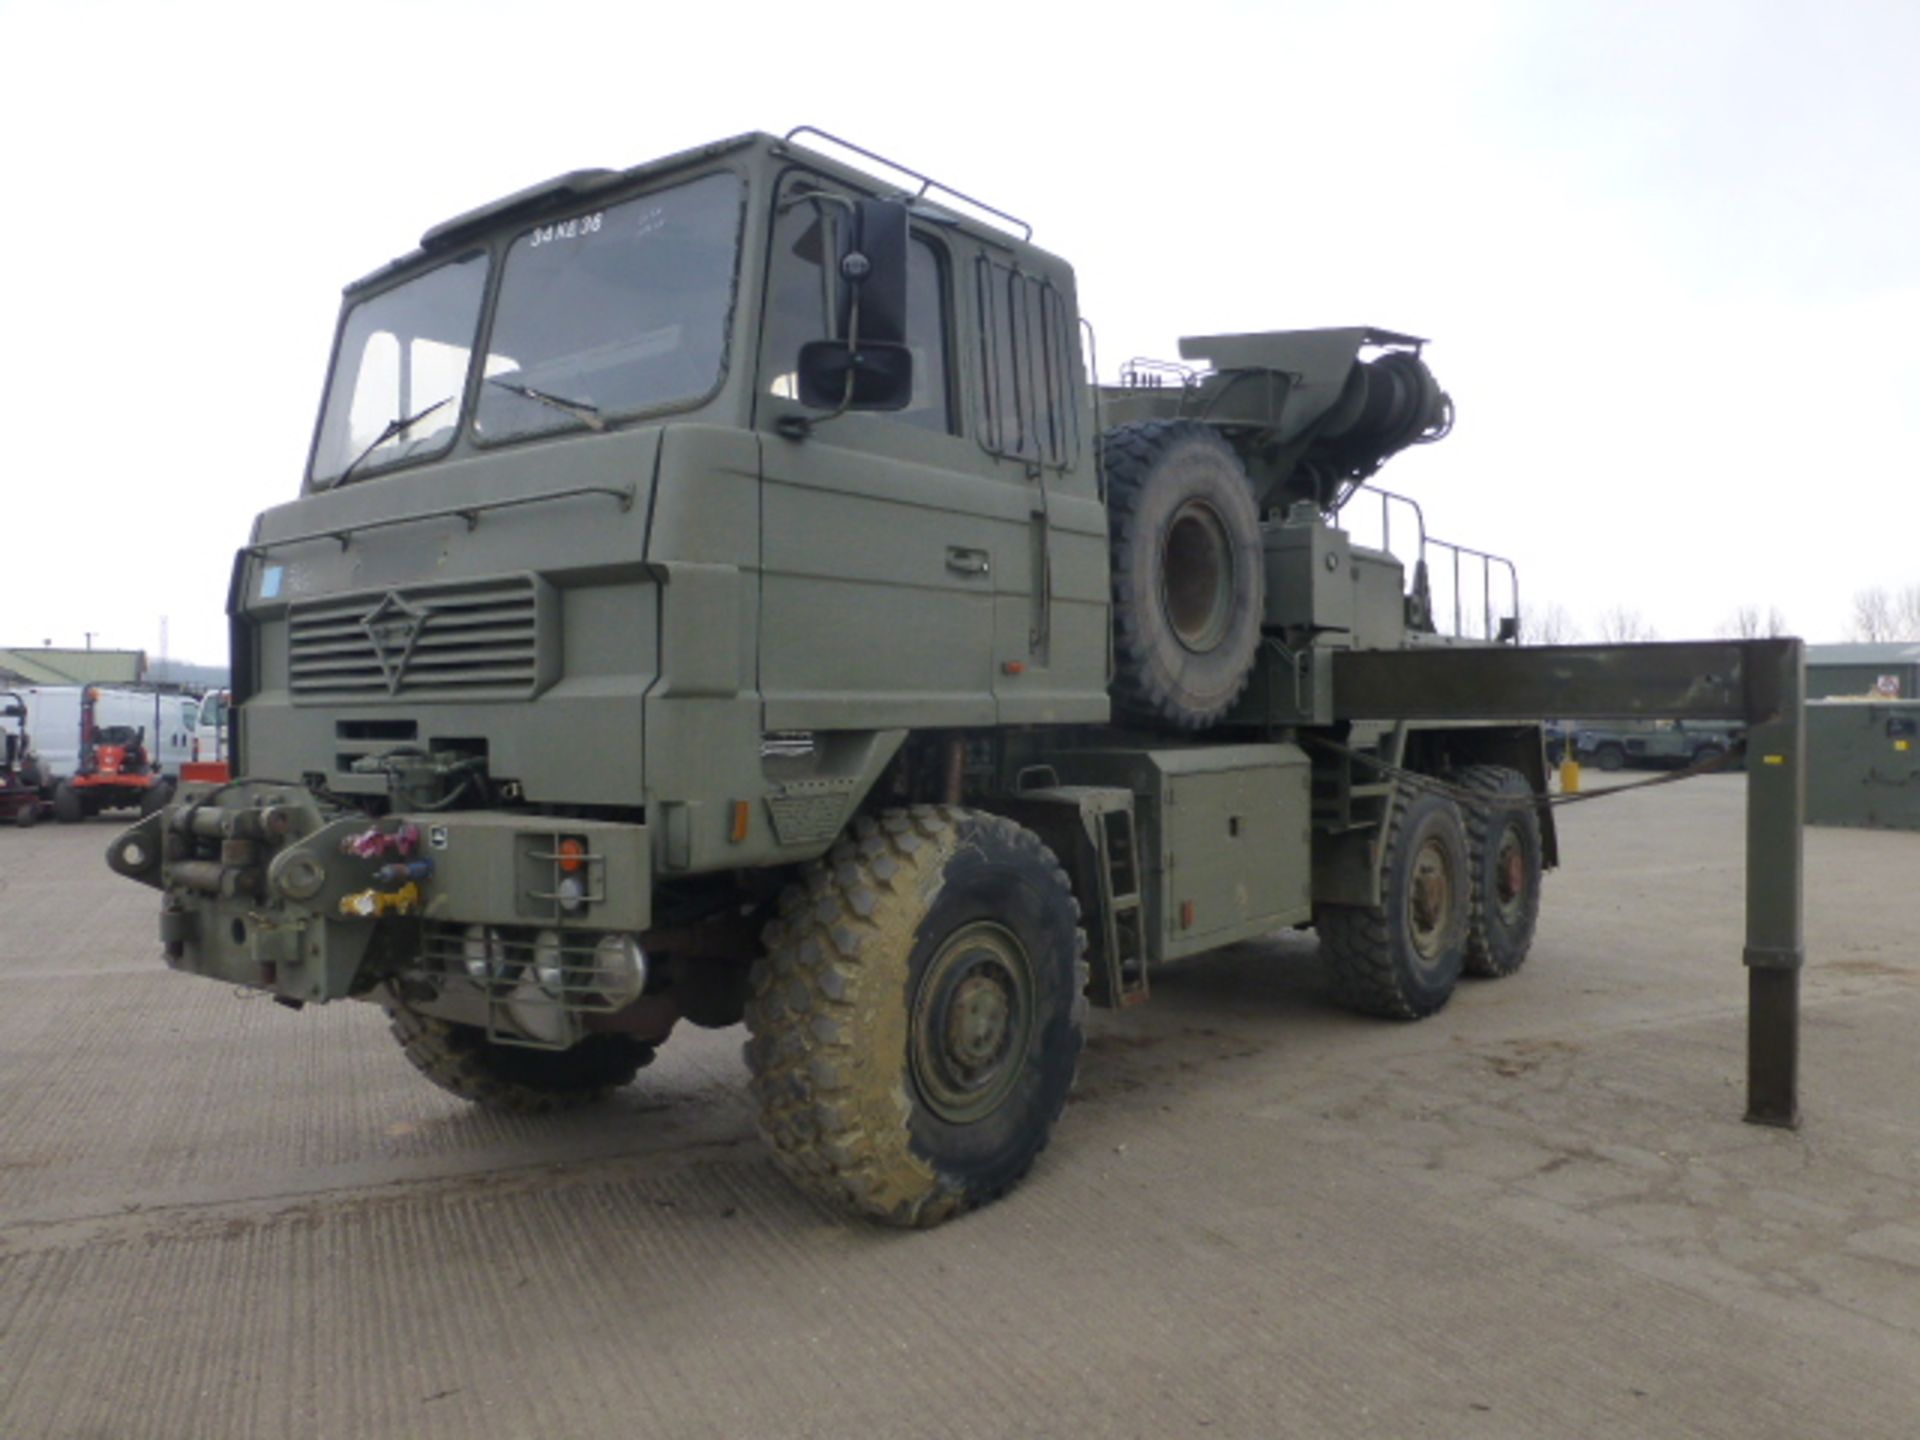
[1427,536,1521,643]
[1348,483,1520,643]
[1353,485,1428,561]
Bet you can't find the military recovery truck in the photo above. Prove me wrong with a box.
[108,129,1559,1227]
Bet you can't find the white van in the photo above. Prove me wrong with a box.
[19,687,200,788]
[191,688,231,766]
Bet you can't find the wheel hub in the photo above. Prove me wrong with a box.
[1408,838,1454,959]
[1160,500,1235,652]
[1495,829,1527,920]
[945,975,1012,1071]
[910,922,1036,1126]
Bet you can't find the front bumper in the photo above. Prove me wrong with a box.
[107,780,652,1009]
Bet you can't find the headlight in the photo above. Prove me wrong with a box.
[460,924,502,983]
[506,929,571,1045]
[590,933,648,1009]
[532,928,568,996]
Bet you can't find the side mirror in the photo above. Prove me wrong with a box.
[837,199,908,345]
[798,340,914,410]
[1496,615,1519,643]
[783,196,914,421]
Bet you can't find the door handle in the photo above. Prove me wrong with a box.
[946,547,990,576]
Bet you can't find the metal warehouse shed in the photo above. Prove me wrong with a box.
[1807,642,1920,701]
[0,646,147,686]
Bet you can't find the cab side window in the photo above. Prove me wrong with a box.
[976,258,1078,469]
[764,194,953,434]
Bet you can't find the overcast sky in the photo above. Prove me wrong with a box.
[2,0,1914,664]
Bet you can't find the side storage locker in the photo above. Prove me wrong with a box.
[1155,746,1313,960]
[1045,743,1313,965]
[1806,700,1920,831]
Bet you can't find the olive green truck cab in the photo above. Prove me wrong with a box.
[108,130,1554,1226]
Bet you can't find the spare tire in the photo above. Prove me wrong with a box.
[1104,421,1263,729]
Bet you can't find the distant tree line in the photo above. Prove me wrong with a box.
[1518,602,1670,645]
[1518,602,1790,645]
[1518,587,1920,646]
[1848,585,1920,643]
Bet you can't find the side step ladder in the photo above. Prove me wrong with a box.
[1095,808,1149,1006]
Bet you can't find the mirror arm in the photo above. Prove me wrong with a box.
[778,294,864,444]
[776,190,867,442]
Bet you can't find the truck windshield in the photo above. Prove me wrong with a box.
[309,252,489,486]
[474,171,744,442]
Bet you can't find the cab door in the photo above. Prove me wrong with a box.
[755,177,1020,732]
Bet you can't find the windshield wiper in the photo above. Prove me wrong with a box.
[329,396,456,489]
[488,379,607,432]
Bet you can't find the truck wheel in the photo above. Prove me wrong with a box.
[744,807,1087,1227]
[384,1001,654,1113]
[1318,790,1471,1019]
[1594,743,1626,772]
[1457,765,1543,979]
[1104,421,1263,730]
[52,783,82,823]
[1692,744,1726,768]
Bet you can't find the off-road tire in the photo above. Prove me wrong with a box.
[744,806,1088,1228]
[1318,790,1471,1020]
[52,783,82,824]
[1104,421,1263,730]
[1593,743,1626,773]
[384,1000,653,1113]
[139,779,174,816]
[1692,744,1727,768]
[1457,765,1543,979]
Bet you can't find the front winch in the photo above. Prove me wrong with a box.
[106,787,655,1014]
[105,781,413,1004]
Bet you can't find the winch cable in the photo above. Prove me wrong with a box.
[1299,734,1746,813]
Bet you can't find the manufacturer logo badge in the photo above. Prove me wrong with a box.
[360,592,431,695]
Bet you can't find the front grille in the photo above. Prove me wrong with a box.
[288,574,556,702]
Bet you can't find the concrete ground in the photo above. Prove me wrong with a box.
[3,778,1918,1440]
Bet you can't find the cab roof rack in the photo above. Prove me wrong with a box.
[783,126,1032,241]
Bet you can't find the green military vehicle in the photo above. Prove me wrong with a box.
[108,129,1558,1227]
[1574,718,1743,772]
